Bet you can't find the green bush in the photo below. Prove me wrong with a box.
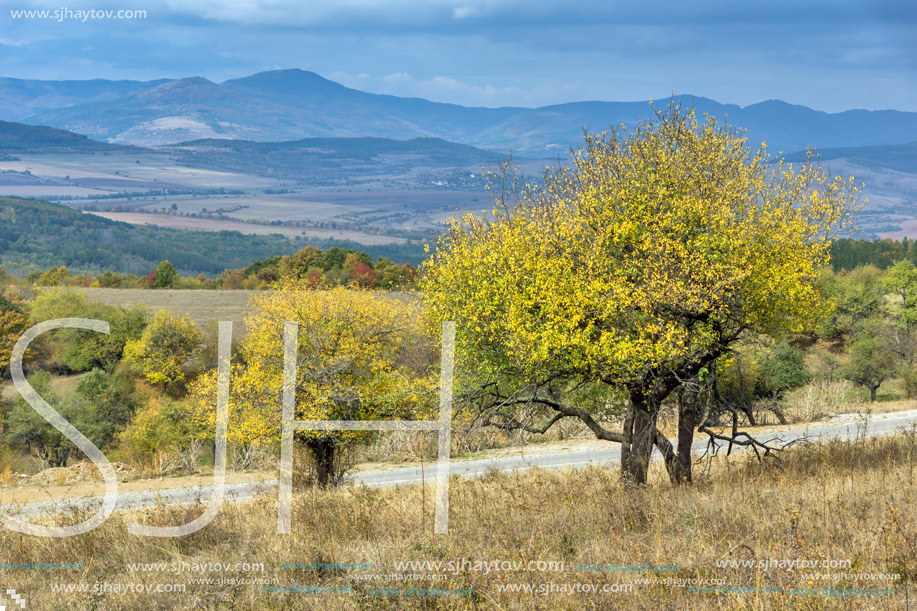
[4,370,139,467]
[29,288,149,372]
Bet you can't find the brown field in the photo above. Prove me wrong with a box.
[108,189,487,231]
[77,288,415,334]
[79,287,260,332]
[0,431,913,609]
[2,153,283,191]
[0,185,109,197]
[85,211,408,245]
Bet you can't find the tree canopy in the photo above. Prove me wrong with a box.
[123,310,202,387]
[189,284,437,485]
[422,103,859,483]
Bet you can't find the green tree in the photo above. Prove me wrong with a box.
[882,260,917,366]
[374,257,416,289]
[757,341,812,401]
[842,321,897,402]
[4,371,135,466]
[422,103,858,484]
[152,260,179,289]
[29,288,148,372]
[755,340,812,424]
[74,366,141,448]
[817,265,884,340]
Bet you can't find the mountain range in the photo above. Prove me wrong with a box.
[4,69,917,155]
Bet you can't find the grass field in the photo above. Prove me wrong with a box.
[76,288,416,334]
[79,287,260,333]
[1,431,914,609]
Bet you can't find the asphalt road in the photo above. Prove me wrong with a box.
[5,409,916,518]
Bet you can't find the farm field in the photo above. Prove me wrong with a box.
[0,152,284,191]
[0,150,497,232]
[86,211,408,245]
[81,189,489,231]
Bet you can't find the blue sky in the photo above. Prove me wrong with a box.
[0,0,914,111]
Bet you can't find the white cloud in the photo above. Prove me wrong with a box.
[319,70,570,107]
[451,6,478,19]
[382,71,414,84]
[150,0,505,26]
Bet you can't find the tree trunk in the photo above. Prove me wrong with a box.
[304,436,337,487]
[621,405,634,478]
[767,394,788,425]
[675,400,697,484]
[741,404,756,426]
[622,389,657,485]
[869,385,878,402]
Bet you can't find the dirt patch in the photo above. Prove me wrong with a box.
[1,469,274,505]
[29,462,133,486]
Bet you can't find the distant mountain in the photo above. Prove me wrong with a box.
[222,70,524,142]
[782,141,917,174]
[21,70,524,146]
[0,119,501,189]
[22,77,308,145]
[5,69,917,155]
[0,76,165,122]
[465,97,917,155]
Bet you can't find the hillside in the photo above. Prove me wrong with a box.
[0,120,500,190]
[782,141,917,174]
[0,120,135,153]
[0,197,427,275]
[8,70,917,154]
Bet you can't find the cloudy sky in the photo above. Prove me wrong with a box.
[0,0,914,111]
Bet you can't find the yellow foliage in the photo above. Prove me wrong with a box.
[0,287,30,374]
[123,310,202,385]
[189,284,438,447]
[422,103,859,386]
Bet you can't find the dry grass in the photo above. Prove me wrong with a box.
[78,288,261,334]
[1,431,915,610]
[75,288,416,336]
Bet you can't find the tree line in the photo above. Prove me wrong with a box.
[14,245,417,291]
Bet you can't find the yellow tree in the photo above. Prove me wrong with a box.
[123,310,202,388]
[189,284,437,485]
[422,103,859,484]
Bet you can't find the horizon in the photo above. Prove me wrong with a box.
[0,0,914,113]
[1,68,913,116]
